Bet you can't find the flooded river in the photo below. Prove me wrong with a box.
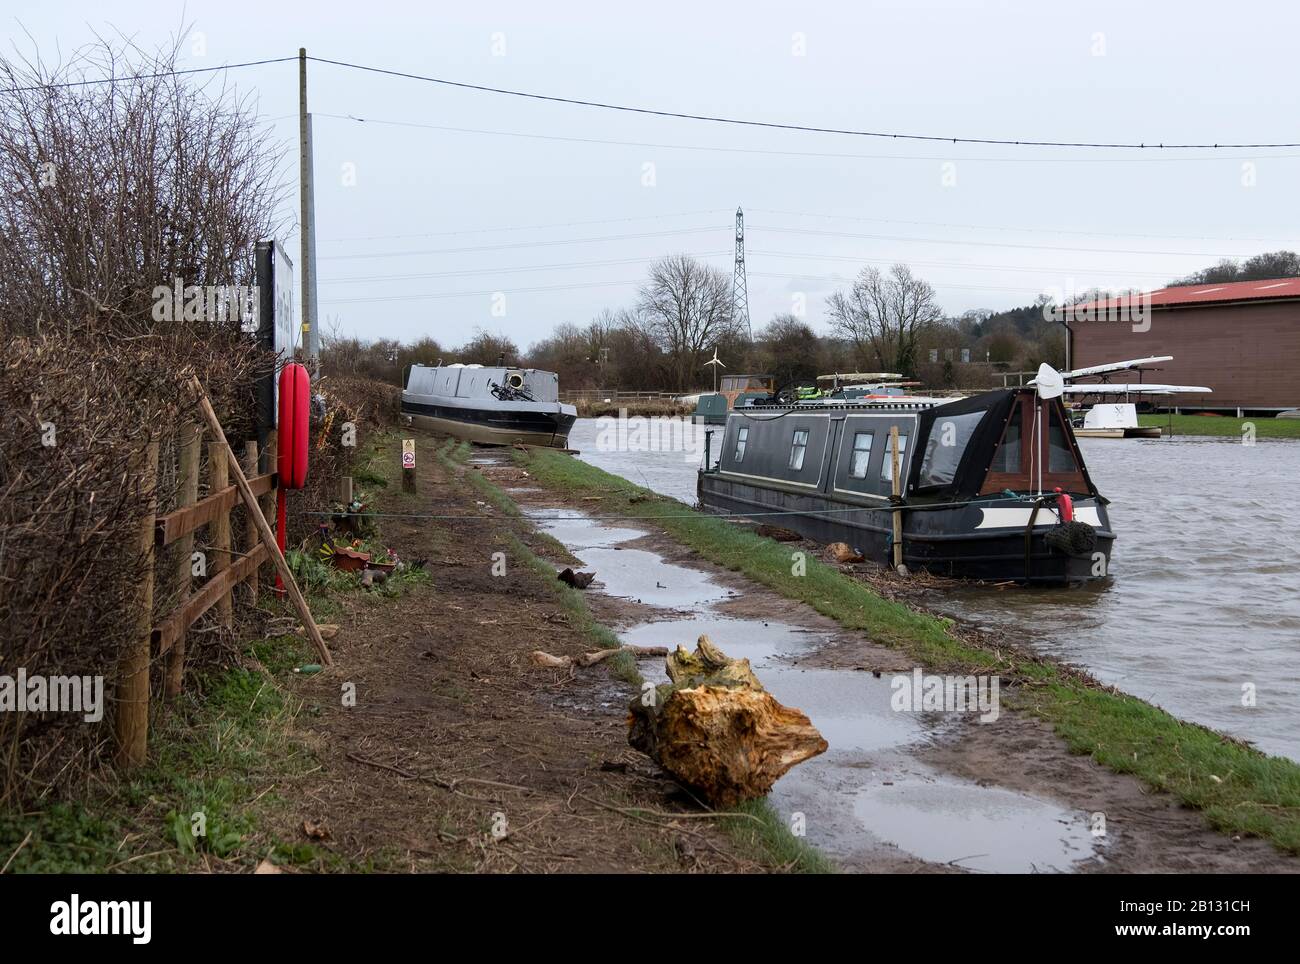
[527,504,1101,871]
[568,419,1300,761]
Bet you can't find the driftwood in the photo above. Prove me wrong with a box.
[532,644,668,668]
[755,524,803,542]
[628,635,828,808]
[826,541,864,563]
[558,568,595,589]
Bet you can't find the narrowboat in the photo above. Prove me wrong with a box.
[693,373,777,424]
[402,363,577,448]
[697,386,1114,583]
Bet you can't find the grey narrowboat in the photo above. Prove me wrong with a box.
[697,387,1114,583]
[402,363,577,448]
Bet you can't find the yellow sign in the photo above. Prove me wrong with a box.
[402,438,416,469]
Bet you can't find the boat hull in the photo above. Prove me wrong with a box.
[402,400,577,448]
[697,472,1114,584]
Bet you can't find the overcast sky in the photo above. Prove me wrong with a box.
[11,1,1300,352]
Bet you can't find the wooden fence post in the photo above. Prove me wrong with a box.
[210,439,233,628]
[261,431,277,585]
[341,475,353,507]
[243,441,260,606]
[166,423,203,700]
[116,438,158,769]
[187,376,332,664]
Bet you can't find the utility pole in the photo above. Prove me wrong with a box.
[298,48,320,368]
[732,206,751,340]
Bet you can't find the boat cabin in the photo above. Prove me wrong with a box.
[713,388,1096,503]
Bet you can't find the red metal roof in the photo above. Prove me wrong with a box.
[1068,276,1300,313]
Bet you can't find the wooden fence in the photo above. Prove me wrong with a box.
[114,426,279,768]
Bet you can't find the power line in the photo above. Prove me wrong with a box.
[748,207,1299,246]
[317,220,1240,266]
[749,249,1178,280]
[3,56,298,93]
[318,207,730,243]
[318,278,645,305]
[752,270,1072,298]
[315,111,1300,166]
[307,55,1300,150]
[319,251,728,285]
[316,225,728,261]
[751,224,1248,259]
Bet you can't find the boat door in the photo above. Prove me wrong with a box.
[821,415,846,494]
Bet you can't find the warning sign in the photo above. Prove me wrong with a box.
[401,439,416,469]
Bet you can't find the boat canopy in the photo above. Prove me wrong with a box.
[911,388,1096,500]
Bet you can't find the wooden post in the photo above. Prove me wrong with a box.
[210,439,233,628]
[243,441,260,606]
[402,438,416,493]
[166,423,202,700]
[261,430,277,586]
[890,426,904,572]
[187,376,332,665]
[116,438,158,769]
[340,475,353,506]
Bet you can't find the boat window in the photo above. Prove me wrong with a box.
[789,429,809,471]
[734,426,749,462]
[918,411,983,488]
[991,404,1023,473]
[849,432,873,478]
[1048,406,1077,473]
[880,432,908,483]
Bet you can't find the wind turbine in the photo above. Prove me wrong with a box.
[704,347,726,392]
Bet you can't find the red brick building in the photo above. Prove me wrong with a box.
[1065,278,1300,414]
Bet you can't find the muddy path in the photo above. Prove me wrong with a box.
[476,454,1299,874]
[268,434,775,873]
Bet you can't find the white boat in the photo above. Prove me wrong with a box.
[402,363,578,448]
[1030,356,1211,438]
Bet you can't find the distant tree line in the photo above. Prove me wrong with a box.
[1168,250,1299,287]
[325,250,1297,393]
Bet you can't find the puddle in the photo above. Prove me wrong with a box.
[529,509,731,609]
[848,778,1097,873]
[528,505,1104,872]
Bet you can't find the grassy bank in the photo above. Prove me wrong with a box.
[1139,413,1300,439]
[0,632,343,873]
[514,447,1300,854]
[441,442,833,873]
[0,429,428,874]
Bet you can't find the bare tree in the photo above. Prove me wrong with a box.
[826,264,943,376]
[0,31,288,338]
[636,255,738,390]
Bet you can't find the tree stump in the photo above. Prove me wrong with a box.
[627,635,828,808]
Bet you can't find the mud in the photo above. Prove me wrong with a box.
[477,454,1299,874]
[268,436,776,873]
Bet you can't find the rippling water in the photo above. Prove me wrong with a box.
[568,419,1300,761]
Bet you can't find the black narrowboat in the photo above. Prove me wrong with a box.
[697,388,1114,583]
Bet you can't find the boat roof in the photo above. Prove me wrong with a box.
[740,393,968,413]
[816,371,907,382]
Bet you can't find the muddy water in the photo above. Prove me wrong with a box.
[524,503,1103,873]
[568,419,1300,762]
